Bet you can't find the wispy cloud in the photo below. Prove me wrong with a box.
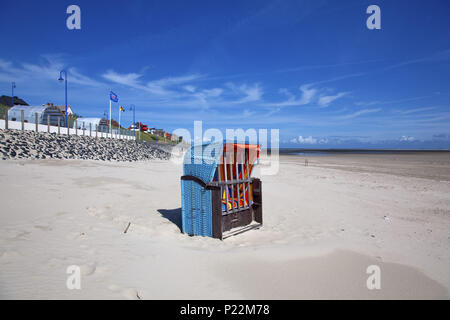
[383,49,450,71]
[356,94,437,107]
[277,59,384,74]
[0,57,103,87]
[225,82,263,103]
[337,108,381,120]
[264,84,349,108]
[308,73,366,86]
[102,70,142,87]
[102,70,205,96]
[263,84,317,107]
[101,68,267,109]
[238,83,263,103]
[318,92,349,107]
[400,135,416,142]
[183,85,196,92]
[395,106,437,115]
[200,88,223,97]
[0,59,13,70]
[242,108,255,117]
[148,74,203,88]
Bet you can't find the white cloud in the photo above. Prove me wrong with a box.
[298,84,317,105]
[0,59,13,70]
[188,88,224,109]
[0,57,102,87]
[102,71,204,96]
[226,82,263,103]
[183,85,196,92]
[239,83,263,102]
[146,74,204,95]
[148,74,203,87]
[318,92,349,107]
[21,60,64,80]
[201,88,223,97]
[65,68,103,87]
[263,84,317,107]
[383,49,450,71]
[400,135,415,142]
[337,108,381,120]
[242,109,254,117]
[356,95,436,108]
[102,70,142,87]
[101,72,263,109]
[292,135,317,144]
[397,106,437,115]
[355,101,380,107]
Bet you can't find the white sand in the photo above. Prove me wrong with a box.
[0,154,449,299]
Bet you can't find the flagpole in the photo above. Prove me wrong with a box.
[109,90,112,137]
[118,106,121,139]
[109,99,112,137]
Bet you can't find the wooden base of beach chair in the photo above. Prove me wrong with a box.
[222,222,262,239]
[211,178,262,240]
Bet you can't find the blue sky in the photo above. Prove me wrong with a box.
[1,0,449,148]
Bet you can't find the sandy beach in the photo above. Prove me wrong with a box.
[0,153,449,299]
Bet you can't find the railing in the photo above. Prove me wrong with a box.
[0,109,135,140]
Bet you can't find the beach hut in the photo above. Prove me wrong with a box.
[181,142,262,239]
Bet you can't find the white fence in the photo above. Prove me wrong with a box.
[0,118,135,140]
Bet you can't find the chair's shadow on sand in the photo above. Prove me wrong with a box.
[157,208,182,232]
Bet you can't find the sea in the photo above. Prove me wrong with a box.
[277,149,450,157]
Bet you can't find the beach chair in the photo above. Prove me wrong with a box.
[180,142,263,239]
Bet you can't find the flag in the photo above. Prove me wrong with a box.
[120,106,125,112]
[110,91,118,102]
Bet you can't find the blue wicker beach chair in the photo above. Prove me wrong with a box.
[181,142,262,239]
